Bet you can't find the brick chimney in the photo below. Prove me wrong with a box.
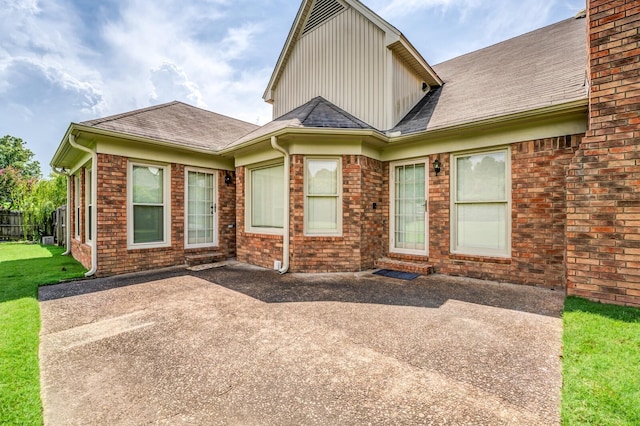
[566,0,640,306]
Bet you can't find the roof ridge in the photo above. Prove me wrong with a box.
[322,98,372,129]
[82,101,180,126]
[299,96,324,124]
[171,101,259,128]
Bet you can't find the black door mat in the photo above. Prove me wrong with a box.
[373,269,420,280]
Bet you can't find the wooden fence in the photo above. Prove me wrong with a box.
[0,207,65,244]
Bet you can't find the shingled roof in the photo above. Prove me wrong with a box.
[226,96,375,148]
[393,16,588,135]
[81,101,258,150]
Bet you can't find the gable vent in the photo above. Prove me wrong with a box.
[302,0,346,35]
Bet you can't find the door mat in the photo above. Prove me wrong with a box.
[373,269,419,280]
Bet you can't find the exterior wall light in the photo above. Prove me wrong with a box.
[224,171,233,186]
[433,158,442,176]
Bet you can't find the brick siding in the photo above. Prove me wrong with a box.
[92,154,234,276]
[566,0,640,307]
[236,166,284,269]
[237,155,384,272]
[388,136,582,288]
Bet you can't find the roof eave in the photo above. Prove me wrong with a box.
[389,98,588,144]
[51,123,228,168]
[387,35,443,87]
[219,126,389,155]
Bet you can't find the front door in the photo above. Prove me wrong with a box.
[185,169,217,248]
[390,161,428,255]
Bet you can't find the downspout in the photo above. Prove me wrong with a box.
[270,136,290,274]
[51,167,71,256]
[68,134,98,277]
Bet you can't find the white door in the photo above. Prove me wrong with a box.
[185,169,217,248]
[390,161,428,255]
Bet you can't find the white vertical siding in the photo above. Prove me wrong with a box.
[392,52,425,126]
[272,8,386,129]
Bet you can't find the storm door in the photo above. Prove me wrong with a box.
[390,161,428,255]
[186,169,217,248]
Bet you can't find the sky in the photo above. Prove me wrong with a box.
[0,0,585,175]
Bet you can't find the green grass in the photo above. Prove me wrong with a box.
[0,242,86,426]
[562,296,640,425]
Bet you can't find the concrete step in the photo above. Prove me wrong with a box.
[185,252,225,267]
[374,257,434,275]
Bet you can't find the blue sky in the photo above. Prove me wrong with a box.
[0,0,585,174]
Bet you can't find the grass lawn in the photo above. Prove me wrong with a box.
[0,242,86,426]
[562,296,640,425]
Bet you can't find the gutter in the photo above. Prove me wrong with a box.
[270,136,290,274]
[51,167,71,256]
[68,134,98,277]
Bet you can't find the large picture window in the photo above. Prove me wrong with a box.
[128,162,170,248]
[451,149,510,257]
[247,164,284,233]
[305,158,341,235]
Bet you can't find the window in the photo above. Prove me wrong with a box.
[85,168,92,242]
[127,162,170,248]
[390,160,428,255]
[305,158,341,235]
[74,175,80,239]
[451,148,510,257]
[185,168,217,247]
[247,164,284,233]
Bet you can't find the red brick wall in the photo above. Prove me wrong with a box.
[235,166,284,269]
[91,154,234,276]
[236,155,384,272]
[359,156,385,269]
[290,155,361,272]
[388,136,582,288]
[566,0,640,306]
[70,168,92,270]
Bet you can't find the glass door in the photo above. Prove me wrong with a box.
[186,169,217,247]
[391,161,428,255]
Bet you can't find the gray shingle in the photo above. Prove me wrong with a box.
[394,16,588,135]
[81,101,258,150]
[226,96,375,148]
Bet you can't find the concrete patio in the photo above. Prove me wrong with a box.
[39,262,565,425]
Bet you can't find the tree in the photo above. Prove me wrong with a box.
[22,174,67,239]
[0,135,41,178]
[0,135,42,211]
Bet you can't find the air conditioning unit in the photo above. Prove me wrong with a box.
[42,236,54,245]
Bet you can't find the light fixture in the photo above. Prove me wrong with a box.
[224,171,233,186]
[433,158,441,176]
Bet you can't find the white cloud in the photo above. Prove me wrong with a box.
[149,62,206,107]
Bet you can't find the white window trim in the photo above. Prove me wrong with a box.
[245,161,285,235]
[450,147,512,258]
[389,158,429,256]
[304,156,342,237]
[74,174,80,240]
[85,167,92,243]
[184,167,218,249]
[127,161,171,250]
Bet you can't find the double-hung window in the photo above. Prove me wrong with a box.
[85,168,92,242]
[128,162,170,248]
[74,174,80,239]
[451,148,510,257]
[247,164,284,233]
[305,158,341,235]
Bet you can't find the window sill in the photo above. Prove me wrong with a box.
[449,253,511,264]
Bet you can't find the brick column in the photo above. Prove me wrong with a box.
[566,0,640,306]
